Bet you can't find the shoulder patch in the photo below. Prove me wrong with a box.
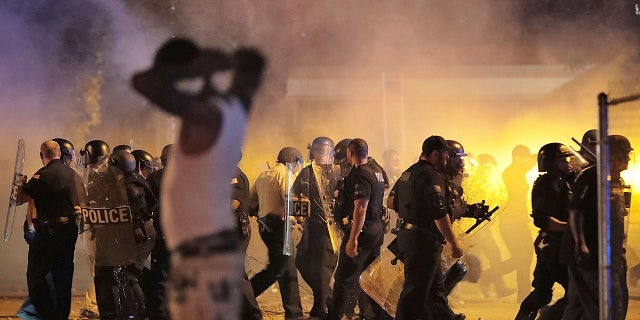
[399,171,411,182]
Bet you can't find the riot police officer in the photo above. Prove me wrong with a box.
[326,138,387,320]
[249,147,305,320]
[232,154,262,320]
[79,139,112,319]
[132,149,155,178]
[565,135,633,320]
[18,140,81,320]
[514,143,573,320]
[393,136,464,320]
[293,136,339,319]
[18,138,86,319]
[145,144,172,320]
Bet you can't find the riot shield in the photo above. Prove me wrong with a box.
[313,162,342,253]
[3,138,26,241]
[283,162,296,256]
[83,161,153,318]
[83,163,138,268]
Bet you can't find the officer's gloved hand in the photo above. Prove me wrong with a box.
[465,202,490,219]
[133,218,150,244]
[23,220,36,244]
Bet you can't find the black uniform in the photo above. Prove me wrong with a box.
[232,167,262,320]
[326,162,386,320]
[145,167,171,320]
[94,171,155,320]
[394,160,457,320]
[22,159,80,320]
[563,166,628,320]
[125,172,158,314]
[515,172,570,320]
[292,164,339,318]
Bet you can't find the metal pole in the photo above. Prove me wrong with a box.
[597,92,612,320]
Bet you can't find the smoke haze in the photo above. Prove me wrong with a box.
[0,0,639,298]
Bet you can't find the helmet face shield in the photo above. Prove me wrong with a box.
[538,142,587,173]
[566,146,588,174]
[309,136,335,165]
[80,149,92,167]
[311,144,334,165]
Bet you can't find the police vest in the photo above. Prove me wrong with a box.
[395,161,447,231]
[344,163,386,222]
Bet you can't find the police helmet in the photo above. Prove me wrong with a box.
[52,138,74,165]
[609,135,633,154]
[537,143,572,172]
[581,129,598,148]
[277,147,303,165]
[113,145,133,153]
[445,140,467,175]
[160,144,173,166]
[132,149,155,171]
[334,138,352,165]
[81,140,110,166]
[110,150,137,174]
[446,140,467,157]
[309,136,334,165]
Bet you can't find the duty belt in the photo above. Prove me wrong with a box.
[174,230,239,258]
[36,215,75,224]
[396,218,444,243]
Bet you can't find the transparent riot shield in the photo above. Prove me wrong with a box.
[3,138,25,241]
[315,162,342,253]
[597,89,640,320]
[82,161,147,318]
[360,160,505,317]
[283,162,297,256]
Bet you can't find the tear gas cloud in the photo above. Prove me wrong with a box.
[1,0,640,296]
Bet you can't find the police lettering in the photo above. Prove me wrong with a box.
[81,206,132,224]
[293,199,310,217]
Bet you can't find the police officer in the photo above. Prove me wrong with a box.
[326,138,387,320]
[132,149,155,178]
[111,150,158,271]
[17,140,81,320]
[232,154,262,320]
[145,144,173,320]
[393,136,464,320]
[293,136,339,319]
[565,135,633,320]
[78,140,112,319]
[249,147,305,320]
[559,130,596,319]
[514,143,573,320]
[18,138,83,319]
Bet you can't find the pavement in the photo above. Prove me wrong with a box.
[0,283,638,320]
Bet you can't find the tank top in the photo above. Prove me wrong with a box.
[162,96,246,249]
